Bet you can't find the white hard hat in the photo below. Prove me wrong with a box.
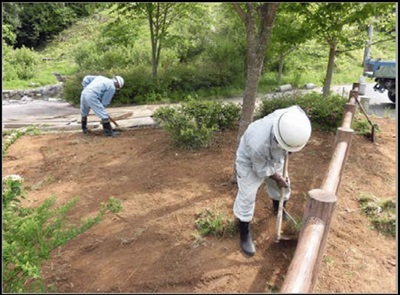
[273,106,312,152]
[113,76,124,90]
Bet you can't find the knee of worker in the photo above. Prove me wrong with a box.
[233,198,254,223]
[80,104,90,118]
[233,184,258,223]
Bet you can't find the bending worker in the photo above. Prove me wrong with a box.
[80,75,124,136]
[233,105,312,256]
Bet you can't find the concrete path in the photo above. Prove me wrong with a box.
[2,83,395,133]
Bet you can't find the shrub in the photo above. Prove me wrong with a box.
[152,100,241,149]
[153,106,217,149]
[2,175,122,292]
[181,100,241,130]
[2,45,40,81]
[256,92,347,132]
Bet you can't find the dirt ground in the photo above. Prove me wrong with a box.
[2,116,397,293]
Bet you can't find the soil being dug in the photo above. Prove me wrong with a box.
[2,116,396,293]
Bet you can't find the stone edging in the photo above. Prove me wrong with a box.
[2,83,64,101]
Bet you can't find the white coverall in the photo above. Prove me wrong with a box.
[80,75,117,120]
[233,106,298,222]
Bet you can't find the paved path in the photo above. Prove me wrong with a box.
[2,83,395,132]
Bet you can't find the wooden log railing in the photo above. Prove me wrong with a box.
[280,83,360,293]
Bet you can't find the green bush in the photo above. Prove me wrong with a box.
[152,100,240,149]
[2,45,40,81]
[153,107,217,149]
[181,100,241,130]
[256,92,347,132]
[2,175,123,293]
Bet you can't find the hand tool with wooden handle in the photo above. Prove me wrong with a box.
[274,151,290,242]
[109,115,119,127]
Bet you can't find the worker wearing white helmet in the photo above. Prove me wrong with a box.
[233,105,312,256]
[80,75,124,136]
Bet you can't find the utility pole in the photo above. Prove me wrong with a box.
[362,17,374,67]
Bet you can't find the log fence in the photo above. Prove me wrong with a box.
[279,83,361,293]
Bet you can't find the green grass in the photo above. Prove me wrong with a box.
[356,193,396,237]
[194,208,237,238]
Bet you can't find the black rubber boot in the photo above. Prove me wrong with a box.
[81,117,88,134]
[239,220,255,256]
[102,121,120,137]
[272,200,288,221]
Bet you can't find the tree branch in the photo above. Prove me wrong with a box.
[232,3,246,24]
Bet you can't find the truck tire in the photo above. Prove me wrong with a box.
[388,91,396,104]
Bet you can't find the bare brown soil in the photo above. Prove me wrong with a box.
[2,116,396,293]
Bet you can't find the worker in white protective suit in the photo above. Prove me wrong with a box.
[233,105,312,256]
[80,75,124,137]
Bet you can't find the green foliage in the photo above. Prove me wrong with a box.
[351,112,380,137]
[2,45,40,81]
[194,208,237,238]
[357,193,395,237]
[3,2,396,109]
[103,197,122,214]
[1,181,92,292]
[181,100,241,130]
[152,100,240,149]
[256,92,347,132]
[153,106,217,149]
[2,175,122,293]
[3,3,97,49]
[2,176,25,208]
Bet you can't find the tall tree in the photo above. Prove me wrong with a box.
[294,3,394,97]
[114,3,197,80]
[231,3,279,181]
[267,4,311,84]
[232,3,279,138]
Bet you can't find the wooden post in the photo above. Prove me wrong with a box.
[322,127,354,195]
[341,103,356,129]
[302,189,337,292]
[280,217,325,293]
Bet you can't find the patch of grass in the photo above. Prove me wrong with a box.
[357,193,395,237]
[194,208,237,238]
[322,255,334,267]
[287,215,302,233]
[103,196,122,213]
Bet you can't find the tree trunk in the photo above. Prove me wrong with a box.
[277,55,284,84]
[231,3,278,182]
[147,5,157,80]
[322,44,336,98]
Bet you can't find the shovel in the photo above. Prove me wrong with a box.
[355,97,376,142]
[274,152,294,242]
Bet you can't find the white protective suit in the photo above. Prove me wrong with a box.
[80,75,117,121]
[233,106,304,222]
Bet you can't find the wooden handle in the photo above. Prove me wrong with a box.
[275,151,289,241]
[109,116,119,127]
